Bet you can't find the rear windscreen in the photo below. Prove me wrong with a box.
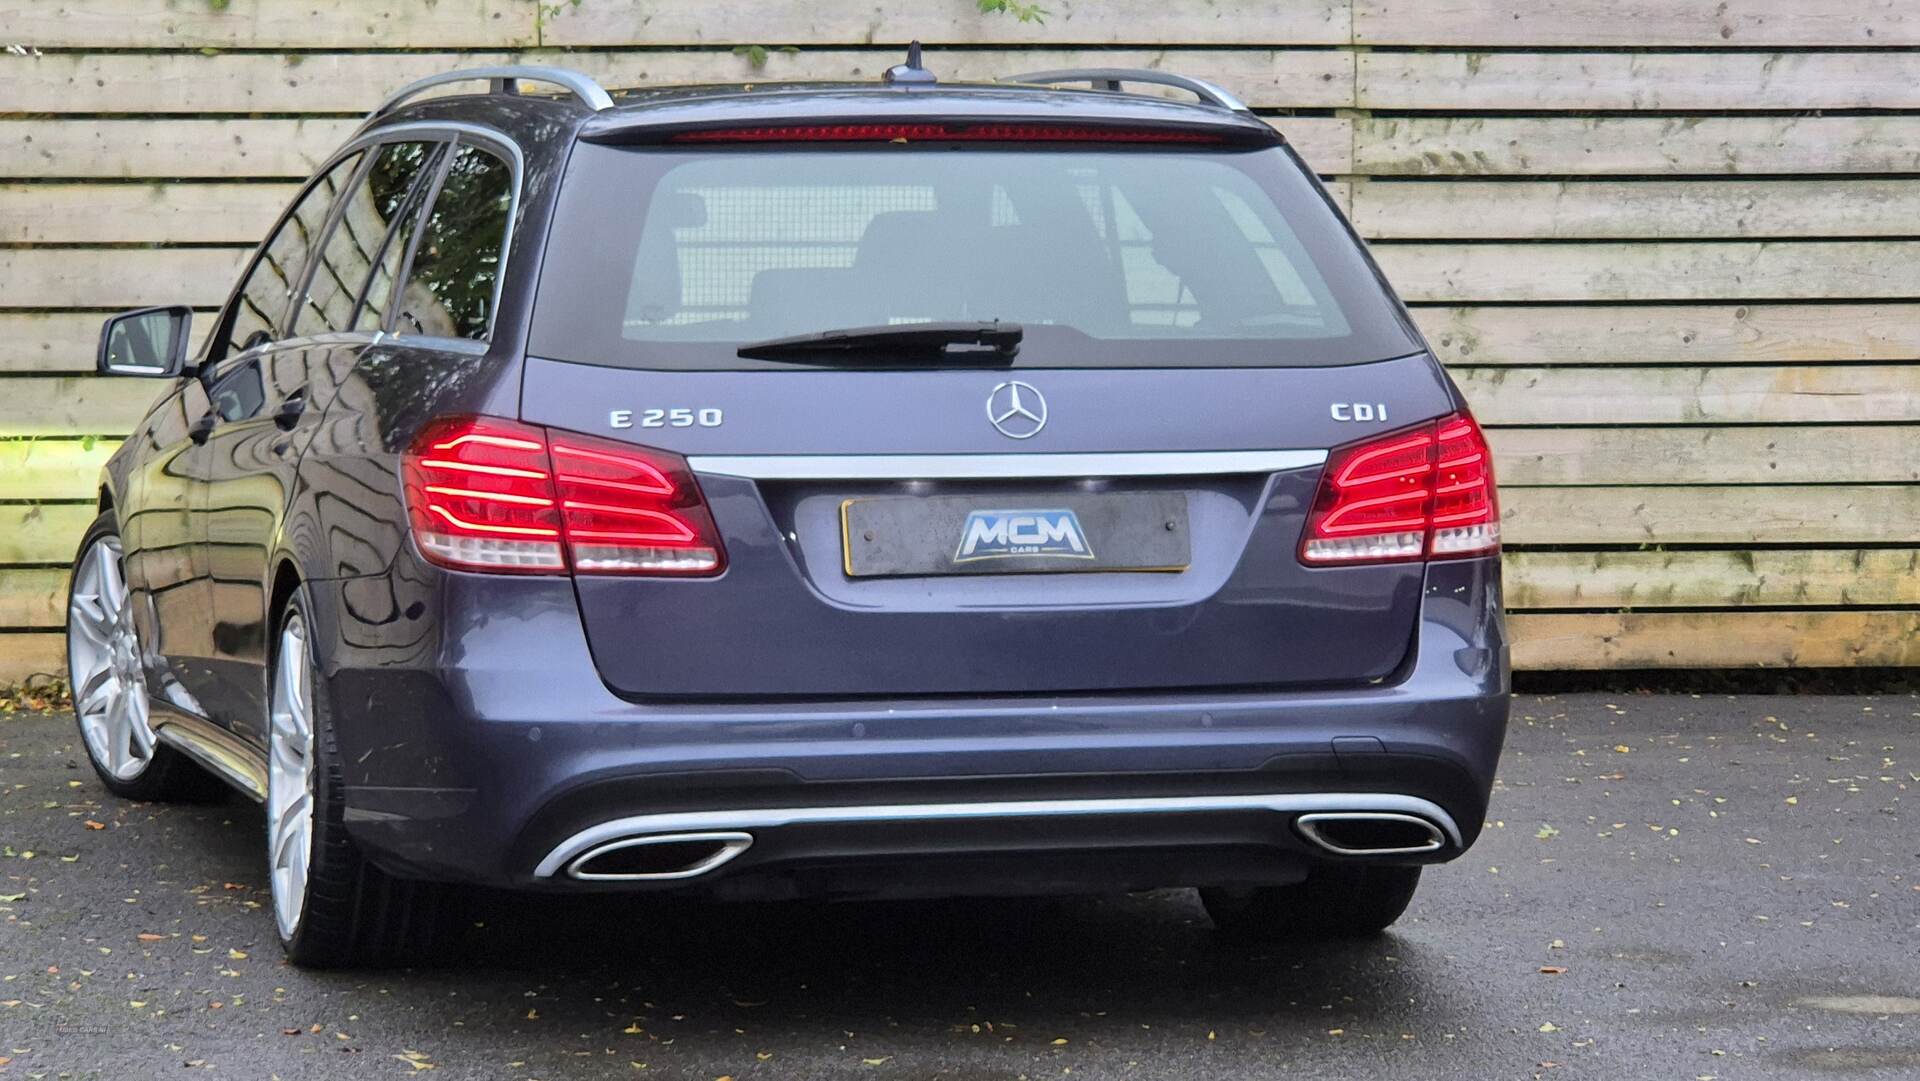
[531,143,1419,369]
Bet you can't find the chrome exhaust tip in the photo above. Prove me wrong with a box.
[1295,812,1446,857]
[564,831,754,881]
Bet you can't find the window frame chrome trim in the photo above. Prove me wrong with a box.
[686,449,1327,481]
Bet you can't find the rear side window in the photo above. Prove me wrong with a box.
[218,150,363,359]
[292,139,442,337]
[395,144,513,341]
[531,144,1417,370]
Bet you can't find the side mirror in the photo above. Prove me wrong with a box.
[98,305,193,377]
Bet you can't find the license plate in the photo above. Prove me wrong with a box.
[841,492,1191,578]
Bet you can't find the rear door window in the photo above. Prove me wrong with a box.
[216,151,364,360]
[531,144,1417,370]
[291,139,443,338]
[394,143,514,341]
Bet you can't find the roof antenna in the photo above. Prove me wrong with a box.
[884,41,936,85]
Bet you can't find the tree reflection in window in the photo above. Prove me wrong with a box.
[397,145,512,341]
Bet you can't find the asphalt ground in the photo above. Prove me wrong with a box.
[1,692,1915,1080]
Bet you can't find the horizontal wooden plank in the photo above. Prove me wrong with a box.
[1354,0,1920,47]
[51,176,1920,247]
[1354,116,1920,176]
[1456,365,1920,425]
[1489,426,1920,486]
[1506,549,1920,610]
[1509,611,1920,669]
[1417,304,1920,366]
[0,48,1353,115]
[0,0,1348,49]
[0,0,534,48]
[0,313,215,374]
[1375,241,1920,303]
[0,119,359,180]
[14,304,1911,375]
[0,568,67,627]
[0,116,1352,180]
[0,439,117,499]
[0,633,66,687]
[544,1,1350,47]
[0,249,245,310]
[0,379,166,437]
[26,241,1920,312]
[7,613,1912,679]
[0,504,95,563]
[1359,51,1920,111]
[1270,117,1353,175]
[0,183,295,244]
[1501,485,1919,545]
[1351,179,1920,241]
[8,549,1912,630]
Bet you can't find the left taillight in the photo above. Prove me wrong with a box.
[1299,411,1500,566]
[401,416,726,576]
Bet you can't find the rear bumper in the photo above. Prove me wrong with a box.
[315,554,1507,893]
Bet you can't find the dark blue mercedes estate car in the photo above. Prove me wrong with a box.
[71,56,1508,966]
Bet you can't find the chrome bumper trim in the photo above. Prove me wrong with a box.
[533,792,1459,879]
[686,449,1327,481]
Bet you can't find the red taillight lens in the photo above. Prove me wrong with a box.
[402,417,565,573]
[1300,412,1500,565]
[549,433,725,575]
[402,417,726,576]
[667,123,1227,144]
[1429,413,1501,557]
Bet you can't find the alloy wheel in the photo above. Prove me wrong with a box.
[268,615,317,940]
[67,535,156,781]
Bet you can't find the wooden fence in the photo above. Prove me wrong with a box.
[1,0,1916,681]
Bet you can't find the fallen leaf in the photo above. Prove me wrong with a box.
[137,933,165,942]
[83,820,105,830]
[1539,966,1568,975]
[227,948,248,960]
[1538,1021,1560,1033]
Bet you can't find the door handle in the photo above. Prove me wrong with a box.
[188,413,216,445]
[273,391,307,431]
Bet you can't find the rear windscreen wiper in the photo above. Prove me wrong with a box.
[736,321,1022,363]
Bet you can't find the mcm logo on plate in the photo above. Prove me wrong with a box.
[954,509,1096,563]
[986,380,1047,439]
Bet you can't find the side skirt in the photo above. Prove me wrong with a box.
[150,698,268,802]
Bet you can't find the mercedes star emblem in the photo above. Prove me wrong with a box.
[986,380,1048,440]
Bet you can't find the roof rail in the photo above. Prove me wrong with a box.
[370,65,614,121]
[999,68,1249,112]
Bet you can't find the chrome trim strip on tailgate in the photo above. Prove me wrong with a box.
[687,449,1327,481]
[533,792,1459,878]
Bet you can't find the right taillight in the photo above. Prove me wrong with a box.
[1300,411,1500,565]
[402,416,726,577]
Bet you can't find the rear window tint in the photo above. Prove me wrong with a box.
[396,144,513,342]
[532,145,1417,370]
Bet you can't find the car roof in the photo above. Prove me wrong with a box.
[580,81,1279,142]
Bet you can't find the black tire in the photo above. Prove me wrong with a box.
[272,587,451,968]
[1201,863,1422,940]
[67,512,227,803]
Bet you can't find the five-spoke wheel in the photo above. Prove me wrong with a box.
[268,614,317,941]
[68,531,157,782]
